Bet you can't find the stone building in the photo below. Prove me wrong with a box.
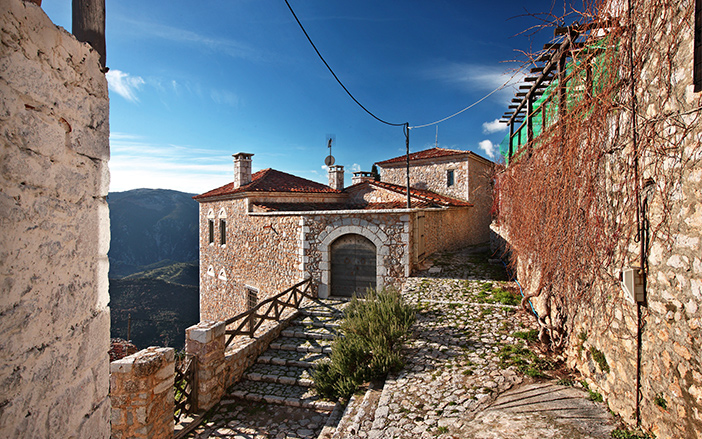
[195,148,493,322]
[0,0,111,437]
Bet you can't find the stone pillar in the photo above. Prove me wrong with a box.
[233,152,254,188]
[185,321,226,411]
[328,165,344,190]
[110,347,175,439]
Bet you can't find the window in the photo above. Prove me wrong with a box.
[696,0,702,91]
[208,219,214,244]
[219,219,226,246]
[447,170,455,187]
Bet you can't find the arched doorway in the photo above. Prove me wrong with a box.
[330,234,376,297]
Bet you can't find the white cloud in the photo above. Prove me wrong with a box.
[321,164,328,171]
[105,69,145,102]
[124,19,261,61]
[482,119,508,134]
[351,163,362,172]
[108,134,233,193]
[210,89,240,107]
[427,62,525,97]
[478,140,497,160]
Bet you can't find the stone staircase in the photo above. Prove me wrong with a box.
[224,298,348,413]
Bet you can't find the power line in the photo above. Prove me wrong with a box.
[283,0,406,127]
[410,73,523,129]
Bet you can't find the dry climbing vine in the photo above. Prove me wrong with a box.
[494,0,702,350]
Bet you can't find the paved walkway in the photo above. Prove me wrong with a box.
[330,247,617,438]
[184,247,617,439]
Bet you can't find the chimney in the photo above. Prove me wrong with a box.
[233,152,254,189]
[352,171,374,185]
[328,165,344,190]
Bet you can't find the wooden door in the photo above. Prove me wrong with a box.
[331,234,376,297]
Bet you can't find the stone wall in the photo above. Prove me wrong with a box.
[302,211,410,297]
[110,348,175,439]
[0,1,111,437]
[198,198,303,322]
[495,2,702,437]
[379,156,471,201]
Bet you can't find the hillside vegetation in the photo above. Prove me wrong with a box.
[108,188,199,278]
[108,188,201,349]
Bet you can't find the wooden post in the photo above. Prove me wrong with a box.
[527,95,534,157]
[508,120,514,159]
[405,123,410,208]
[72,0,106,69]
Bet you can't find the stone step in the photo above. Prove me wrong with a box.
[295,315,342,329]
[281,324,339,340]
[244,363,316,387]
[299,299,348,317]
[257,348,328,368]
[227,380,337,412]
[270,336,334,354]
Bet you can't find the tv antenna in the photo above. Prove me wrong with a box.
[324,135,335,166]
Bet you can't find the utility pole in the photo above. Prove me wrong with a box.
[127,313,131,341]
[72,0,106,69]
[405,123,411,208]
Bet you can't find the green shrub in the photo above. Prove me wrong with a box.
[611,428,655,439]
[513,329,539,343]
[590,346,610,373]
[653,393,667,410]
[497,343,553,378]
[313,288,415,400]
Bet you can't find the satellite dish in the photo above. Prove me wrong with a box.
[325,135,336,166]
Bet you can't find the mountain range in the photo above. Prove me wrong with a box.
[108,188,199,278]
[107,188,200,349]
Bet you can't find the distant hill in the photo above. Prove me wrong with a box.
[123,261,199,286]
[108,188,199,278]
[107,188,201,349]
[109,275,199,349]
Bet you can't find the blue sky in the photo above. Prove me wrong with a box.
[42,1,581,193]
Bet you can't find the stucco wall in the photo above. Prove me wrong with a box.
[198,199,303,322]
[422,206,486,258]
[0,1,111,437]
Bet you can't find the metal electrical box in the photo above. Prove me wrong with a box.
[621,267,645,304]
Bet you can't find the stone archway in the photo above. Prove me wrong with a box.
[330,234,376,297]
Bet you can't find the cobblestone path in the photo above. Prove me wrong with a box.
[185,247,616,438]
[331,247,616,438]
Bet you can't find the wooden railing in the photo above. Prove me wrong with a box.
[174,353,197,422]
[223,278,314,348]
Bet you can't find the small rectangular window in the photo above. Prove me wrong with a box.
[695,0,702,91]
[219,219,226,245]
[447,170,455,187]
[208,220,214,244]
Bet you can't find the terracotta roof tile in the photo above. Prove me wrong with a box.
[375,147,472,166]
[365,180,473,207]
[252,200,435,212]
[194,168,340,200]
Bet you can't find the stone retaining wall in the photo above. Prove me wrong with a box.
[110,347,175,439]
[494,2,702,437]
[0,1,111,437]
